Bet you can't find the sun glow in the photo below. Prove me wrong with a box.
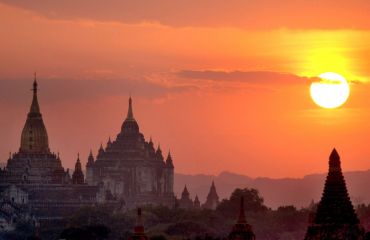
[310,72,350,109]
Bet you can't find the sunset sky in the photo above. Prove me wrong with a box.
[1,1,370,178]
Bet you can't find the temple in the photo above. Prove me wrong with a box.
[178,185,194,209]
[85,96,175,208]
[228,197,255,240]
[0,77,108,230]
[304,148,365,240]
[202,181,220,209]
[0,78,175,230]
[4,78,68,184]
[178,182,220,210]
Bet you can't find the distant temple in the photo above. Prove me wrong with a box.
[0,77,175,230]
[178,185,194,209]
[193,195,201,209]
[85,96,175,208]
[178,182,220,210]
[202,181,220,209]
[304,149,365,240]
[228,197,255,240]
[72,154,84,185]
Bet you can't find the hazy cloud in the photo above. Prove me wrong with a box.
[177,70,315,85]
[2,0,370,30]
[0,78,191,106]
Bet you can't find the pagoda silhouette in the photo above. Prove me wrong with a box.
[304,148,365,240]
[228,196,255,240]
[128,208,149,240]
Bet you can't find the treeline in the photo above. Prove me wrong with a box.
[3,188,370,240]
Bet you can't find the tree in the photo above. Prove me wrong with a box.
[217,188,267,218]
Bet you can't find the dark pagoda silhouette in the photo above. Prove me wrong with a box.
[228,196,255,240]
[128,208,148,240]
[304,148,365,240]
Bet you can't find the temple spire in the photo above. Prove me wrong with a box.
[30,73,40,114]
[329,148,341,172]
[121,96,139,133]
[166,151,174,168]
[20,77,50,153]
[203,181,220,209]
[129,208,148,240]
[72,153,84,184]
[127,96,134,120]
[238,196,247,224]
[228,196,256,240]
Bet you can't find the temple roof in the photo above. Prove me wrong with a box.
[121,97,139,134]
[207,181,219,200]
[181,185,190,198]
[19,76,50,154]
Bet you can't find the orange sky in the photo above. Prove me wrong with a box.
[1,1,370,178]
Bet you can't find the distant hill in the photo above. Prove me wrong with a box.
[175,170,370,209]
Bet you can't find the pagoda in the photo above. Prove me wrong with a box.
[304,148,365,240]
[128,208,149,240]
[202,181,220,209]
[178,185,194,209]
[228,196,255,240]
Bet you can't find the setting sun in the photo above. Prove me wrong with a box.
[310,72,350,109]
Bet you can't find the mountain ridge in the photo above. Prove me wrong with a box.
[175,169,370,209]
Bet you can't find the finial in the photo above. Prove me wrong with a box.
[33,73,38,94]
[30,73,40,113]
[127,96,134,120]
